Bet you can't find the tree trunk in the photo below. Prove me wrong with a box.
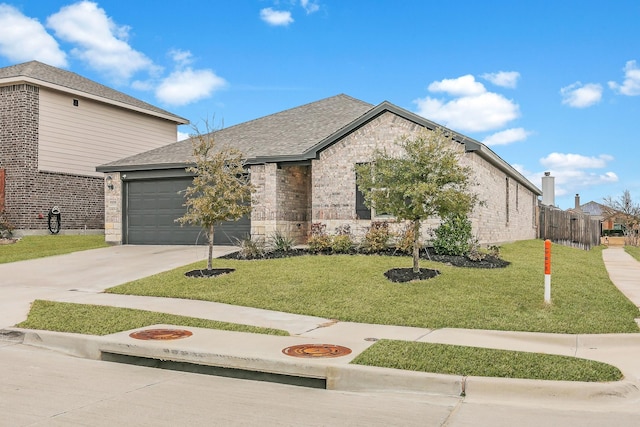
[412,220,421,273]
[208,224,214,270]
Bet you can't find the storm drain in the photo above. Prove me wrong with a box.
[101,353,326,389]
[282,344,352,358]
[129,328,193,340]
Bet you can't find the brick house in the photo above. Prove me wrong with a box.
[98,94,541,245]
[0,61,187,235]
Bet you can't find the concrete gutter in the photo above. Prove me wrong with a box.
[4,326,639,406]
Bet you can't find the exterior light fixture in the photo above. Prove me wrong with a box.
[106,175,114,190]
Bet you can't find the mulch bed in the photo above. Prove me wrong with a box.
[219,246,509,283]
[384,268,440,283]
[184,268,235,278]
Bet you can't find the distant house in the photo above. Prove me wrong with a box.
[98,94,542,245]
[0,61,187,235]
[580,200,634,235]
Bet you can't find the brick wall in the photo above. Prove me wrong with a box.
[251,163,310,243]
[311,111,537,244]
[0,83,104,234]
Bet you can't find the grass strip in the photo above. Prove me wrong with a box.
[107,240,640,334]
[351,340,623,382]
[17,300,289,336]
[0,235,108,264]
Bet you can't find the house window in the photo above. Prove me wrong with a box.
[355,183,371,220]
[505,177,510,224]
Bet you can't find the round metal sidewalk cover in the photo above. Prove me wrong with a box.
[282,344,352,358]
[129,328,193,340]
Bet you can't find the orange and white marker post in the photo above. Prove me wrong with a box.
[544,239,551,304]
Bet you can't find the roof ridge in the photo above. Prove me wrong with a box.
[203,93,373,136]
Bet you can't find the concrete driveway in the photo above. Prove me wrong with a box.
[0,245,237,329]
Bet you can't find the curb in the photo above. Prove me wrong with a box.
[3,327,639,406]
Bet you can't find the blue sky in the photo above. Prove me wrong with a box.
[1,0,639,209]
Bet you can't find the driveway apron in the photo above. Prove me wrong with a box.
[0,245,235,329]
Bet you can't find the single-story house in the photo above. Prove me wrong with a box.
[0,61,188,235]
[98,94,542,246]
[579,199,636,235]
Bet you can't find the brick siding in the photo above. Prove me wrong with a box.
[309,111,536,244]
[0,84,104,234]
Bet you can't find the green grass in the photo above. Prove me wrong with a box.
[625,246,640,262]
[351,340,623,382]
[0,235,109,264]
[17,300,288,336]
[108,240,640,334]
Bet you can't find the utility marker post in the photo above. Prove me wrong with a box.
[544,239,551,304]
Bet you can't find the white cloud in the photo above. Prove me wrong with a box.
[415,74,520,133]
[540,153,613,169]
[560,82,602,108]
[0,4,67,66]
[427,74,486,97]
[46,1,154,81]
[300,0,320,14]
[481,71,520,88]
[177,130,190,141]
[534,153,618,197]
[608,60,640,96]
[482,127,531,146]
[169,49,193,68]
[260,8,294,26]
[415,92,519,133]
[155,68,227,106]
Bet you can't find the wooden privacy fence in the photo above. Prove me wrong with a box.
[538,205,601,250]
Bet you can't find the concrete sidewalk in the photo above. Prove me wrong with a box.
[603,247,640,308]
[2,245,640,406]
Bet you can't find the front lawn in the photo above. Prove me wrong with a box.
[0,235,108,264]
[108,240,640,334]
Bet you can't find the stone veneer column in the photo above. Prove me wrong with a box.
[104,172,122,244]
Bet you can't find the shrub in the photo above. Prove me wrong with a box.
[362,221,391,253]
[395,222,416,254]
[487,244,501,258]
[331,234,353,253]
[329,224,353,253]
[0,213,14,239]
[308,222,332,252]
[270,230,294,252]
[466,242,485,261]
[433,214,474,256]
[233,235,266,259]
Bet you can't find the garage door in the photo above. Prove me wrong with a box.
[125,178,250,245]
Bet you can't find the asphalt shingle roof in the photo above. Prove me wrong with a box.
[98,94,373,170]
[0,61,187,123]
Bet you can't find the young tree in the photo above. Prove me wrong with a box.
[602,190,640,246]
[177,126,254,270]
[355,128,478,273]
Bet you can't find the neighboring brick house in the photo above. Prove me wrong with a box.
[580,200,634,235]
[98,94,541,246]
[0,61,188,235]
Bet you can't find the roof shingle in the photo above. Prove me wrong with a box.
[0,61,187,123]
[98,93,373,169]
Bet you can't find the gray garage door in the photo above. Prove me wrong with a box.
[125,178,250,245]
